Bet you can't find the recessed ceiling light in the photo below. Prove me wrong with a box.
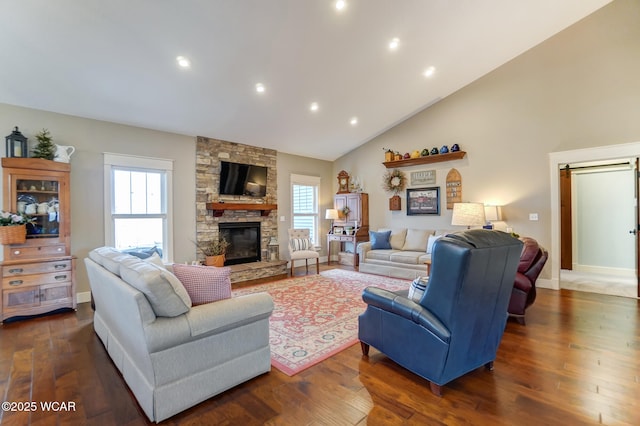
[388,38,400,50]
[335,0,346,11]
[423,66,436,78]
[350,117,358,126]
[255,83,265,93]
[176,56,191,68]
[310,102,319,112]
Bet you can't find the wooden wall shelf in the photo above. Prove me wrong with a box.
[206,202,277,217]
[382,151,466,168]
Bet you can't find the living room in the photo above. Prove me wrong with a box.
[1,0,639,424]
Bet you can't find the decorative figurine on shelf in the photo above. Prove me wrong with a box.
[451,143,461,152]
[430,147,439,155]
[440,145,449,154]
[337,170,350,193]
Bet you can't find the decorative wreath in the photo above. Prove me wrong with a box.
[382,169,407,195]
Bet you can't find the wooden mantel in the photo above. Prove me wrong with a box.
[206,202,278,217]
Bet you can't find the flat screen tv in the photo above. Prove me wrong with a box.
[219,161,268,197]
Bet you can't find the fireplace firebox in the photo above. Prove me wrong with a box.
[218,222,261,265]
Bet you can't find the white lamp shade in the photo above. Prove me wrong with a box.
[484,205,502,222]
[452,202,486,227]
[325,209,339,220]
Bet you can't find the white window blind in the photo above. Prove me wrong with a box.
[291,174,320,244]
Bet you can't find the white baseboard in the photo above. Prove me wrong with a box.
[536,278,558,290]
[573,264,635,277]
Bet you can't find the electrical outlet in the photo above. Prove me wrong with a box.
[529,213,539,221]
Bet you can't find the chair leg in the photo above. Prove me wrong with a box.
[429,382,442,397]
[316,258,319,274]
[485,361,494,371]
[360,342,370,356]
[305,259,309,273]
[290,261,294,277]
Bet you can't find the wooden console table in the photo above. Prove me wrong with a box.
[327,233,368,267]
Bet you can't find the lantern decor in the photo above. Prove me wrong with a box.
[5,126,28,158]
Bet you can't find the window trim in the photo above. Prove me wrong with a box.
[103,153,174,261]
[290,173,321,245]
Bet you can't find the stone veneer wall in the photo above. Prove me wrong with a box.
[195,136,278,265]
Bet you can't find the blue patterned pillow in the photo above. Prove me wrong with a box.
[369,230,392,250]
[289,238,312,252]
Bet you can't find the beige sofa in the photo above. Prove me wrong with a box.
[357,228,451,280]
[85,247,274,423]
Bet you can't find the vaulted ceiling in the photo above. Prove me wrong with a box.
[0,0,612,161]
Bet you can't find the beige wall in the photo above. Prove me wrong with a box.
[334,0,640,276]
[0,104,196,294]
[276,152,334,258]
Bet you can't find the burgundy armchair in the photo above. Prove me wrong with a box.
[508,237,548,325]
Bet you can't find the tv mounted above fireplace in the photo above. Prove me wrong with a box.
[219,161,268,197]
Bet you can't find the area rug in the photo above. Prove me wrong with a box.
[232,269,410,376]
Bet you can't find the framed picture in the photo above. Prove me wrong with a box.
[410,169,436,186]
[407,187,440,215]
[333,226,344,235]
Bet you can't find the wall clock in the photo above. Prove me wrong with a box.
[337,170,350,193]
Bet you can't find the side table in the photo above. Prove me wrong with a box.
[327,233,368,267]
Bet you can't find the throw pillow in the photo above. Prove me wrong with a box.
[119,258,192,317]
[172,264,232,306]
[369,230,392,250]
[289,238,312,252]
[426,234,443,254]
[402,229,431,251]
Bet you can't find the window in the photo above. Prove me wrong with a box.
[291,174,320,244]
[104,154,173,261]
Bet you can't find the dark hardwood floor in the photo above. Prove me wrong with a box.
[1,264,639,425]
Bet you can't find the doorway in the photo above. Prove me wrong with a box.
[549,142,640,298]
[559,161,636,298]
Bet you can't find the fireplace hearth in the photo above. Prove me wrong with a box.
[218,222,261,265]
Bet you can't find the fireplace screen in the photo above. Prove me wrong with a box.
[218,222,261,265]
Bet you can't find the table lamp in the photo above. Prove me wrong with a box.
[451,202,486,229]
[326,209,339,233]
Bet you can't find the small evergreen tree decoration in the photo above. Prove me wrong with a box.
[32,129,56,160]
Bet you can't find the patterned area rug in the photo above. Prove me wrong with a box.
[233,269,409,376]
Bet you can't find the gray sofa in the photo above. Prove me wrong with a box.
[85,247,274,423]
[358,228,452,280]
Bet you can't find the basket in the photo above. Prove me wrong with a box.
[0,224,26,245]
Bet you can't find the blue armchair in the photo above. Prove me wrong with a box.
[358,230,522,396]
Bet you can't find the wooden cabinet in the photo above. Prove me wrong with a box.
[333,193,369,230]
[1,158,75,322]
[330,193,369,266]
[1,257,76,322]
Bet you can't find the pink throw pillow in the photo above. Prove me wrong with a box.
[172,264,232,305]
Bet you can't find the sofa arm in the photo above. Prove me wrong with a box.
[144,293,273,352]
[186,292,274,337]
[362,287,450,342]
[358,241,372,260]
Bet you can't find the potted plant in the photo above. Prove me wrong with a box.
[32,129,56,160]
[0,211,32,245]
[196,237,229,267]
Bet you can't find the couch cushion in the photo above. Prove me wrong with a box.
[379,228,407,250]
[89,246,136,276]
[402,229,432,251]
[172,264,232,306]
[389,251,425,265]
[370,230,392,250]
[119,257,192,317]
[366,249,395,261]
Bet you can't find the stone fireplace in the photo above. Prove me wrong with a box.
[195,136,287,282]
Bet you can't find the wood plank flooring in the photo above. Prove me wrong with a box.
[1,264,639,425]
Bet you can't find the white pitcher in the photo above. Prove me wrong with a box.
[54,144,76,163]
